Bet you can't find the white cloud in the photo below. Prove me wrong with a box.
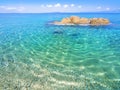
[97,6,102,9]
[46,4,53,8]
[40,3,76,8]
[18,7,25,11]
[106,7,110,11]
[63,4,69,8]
[54,3,61,7]
[5,7,17,10]
[0,6,25,11]
[70,4,74,7]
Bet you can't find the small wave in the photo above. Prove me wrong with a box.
[49,22,90,26]
[49,77,83,86]
[48,22,111,27]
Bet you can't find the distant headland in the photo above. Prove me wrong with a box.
[53,16,110,26]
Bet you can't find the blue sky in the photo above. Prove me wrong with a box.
[0,0,120,13]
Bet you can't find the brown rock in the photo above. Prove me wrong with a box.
[90,18,110,25]
[53,17,71,24]
[61,17,71,24]
[70,16,81,24]
[53,16,110,26]
[89,18,98,25]
[98,18,109,24]
[79,18,90,24]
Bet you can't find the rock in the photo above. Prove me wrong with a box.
[79,18,90,24]
[53,16,110,26]
[7,55,15,63]
[70,16,81,24]
[70,16,90,24]
[0,57,9,67]
[69,33,79,37]
[61,17,71,24]
[90,18,110,25]
[53,31,63,34]
[54,18,71,24]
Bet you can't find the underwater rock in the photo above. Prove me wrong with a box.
[0,58,9,67]
[69,33,79,37]
[53,16,110,26]
[53,30,63,34]
[7,55,15,63]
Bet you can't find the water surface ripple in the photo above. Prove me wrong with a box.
[0,13,120,90]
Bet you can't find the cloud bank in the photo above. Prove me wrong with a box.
[0,3,119,13]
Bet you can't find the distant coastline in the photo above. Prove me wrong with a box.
[0,12,120,14]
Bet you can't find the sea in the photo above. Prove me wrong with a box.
[0,13,120,90]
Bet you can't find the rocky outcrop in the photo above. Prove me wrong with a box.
[90,18,109,25]
[53,16,110,25]
[61,18,71,24]
[70,16,81,24]
[79,18,90,24]
[54,18,72,25]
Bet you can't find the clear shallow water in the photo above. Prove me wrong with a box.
[0,13,120,90]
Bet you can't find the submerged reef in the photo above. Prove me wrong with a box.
[53,16,110,26]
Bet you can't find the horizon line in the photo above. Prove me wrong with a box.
[0,12,120,14]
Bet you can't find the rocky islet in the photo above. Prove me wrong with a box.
[53,16,110,26]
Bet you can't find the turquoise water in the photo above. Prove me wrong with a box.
[0,13,120,90]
